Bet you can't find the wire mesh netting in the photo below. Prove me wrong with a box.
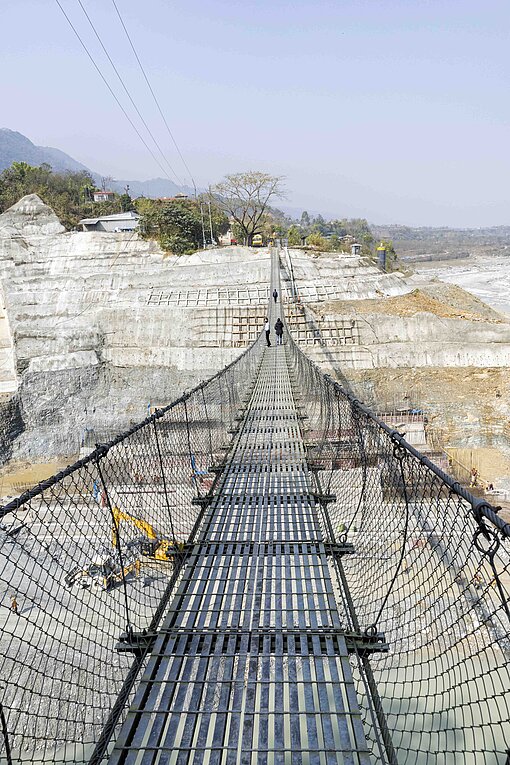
[0,243,509,764]
[285,330,510,765]
[0,338,262,764]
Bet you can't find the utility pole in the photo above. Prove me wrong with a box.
[208,198,214,244]
[200,201,207,249]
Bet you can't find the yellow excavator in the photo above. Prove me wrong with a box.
[111,506,182,561]
[66,508,181,590]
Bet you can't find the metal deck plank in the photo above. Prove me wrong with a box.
[108,341,372,765]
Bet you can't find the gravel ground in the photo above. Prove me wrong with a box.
[414,255,510,318]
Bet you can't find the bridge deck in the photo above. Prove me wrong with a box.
[109,344,371,765]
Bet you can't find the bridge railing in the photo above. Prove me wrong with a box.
[0,335,262,765]
[2,258,510,765]
[285,329,510,765]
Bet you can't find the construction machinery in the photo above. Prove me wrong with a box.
[65,508,180,591]
[65,554,140,591]
[111,506,182,561]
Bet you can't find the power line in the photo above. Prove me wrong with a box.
[110,0,198,196]
[53,0,181,185]
[74,0,185,187]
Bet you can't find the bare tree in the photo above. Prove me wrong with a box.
[210,171,285,245]
[100,175,114,191]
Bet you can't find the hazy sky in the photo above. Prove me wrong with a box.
[3,0,510,226]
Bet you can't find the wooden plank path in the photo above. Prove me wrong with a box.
[108,324,372,764]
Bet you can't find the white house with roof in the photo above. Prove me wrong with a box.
[78,211,140,232]
[93,190,115,203]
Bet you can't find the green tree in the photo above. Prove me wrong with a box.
[300,210,310,228]
[133,196,153,216]
[328,220,347,238]
[80,179,95,204]
[0,161,125,229]
[327,234,342,251]
[287,225,303,246]
[344,218,374,253]
[210,171,285,245]
[311,214,328,235]
[119,193,135,212]
[307,231,328,250]
[139,197,228,255]
[141,200,202,253]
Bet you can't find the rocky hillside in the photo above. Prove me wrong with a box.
[1,196,509,494]
[281,247,510,485]
[0,194,270,464]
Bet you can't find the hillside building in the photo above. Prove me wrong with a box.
[79,211,140,232]
[93,190,115,203]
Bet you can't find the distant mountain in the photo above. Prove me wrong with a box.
[0,128,193,198]
[0,128,93,174]
[111,177,196,198]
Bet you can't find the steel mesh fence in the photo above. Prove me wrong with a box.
[0,262,509,764]
[285,331,510,765]
[0,337,262,764]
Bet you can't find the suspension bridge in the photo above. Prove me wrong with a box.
[0,249,509,764]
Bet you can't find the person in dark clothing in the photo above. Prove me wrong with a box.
[264,317,271,346]
[275,318,284,345]
[273,289,278,303]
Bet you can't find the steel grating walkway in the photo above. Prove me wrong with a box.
[109,340,372,765]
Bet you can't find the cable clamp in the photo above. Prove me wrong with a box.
[116,629,157,657]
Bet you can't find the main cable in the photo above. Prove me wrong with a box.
[74,0,184,187]
[110,0,198,196]
[53,0,179,183]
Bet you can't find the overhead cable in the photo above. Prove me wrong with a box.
[53,0,182,184]
[110,0,198,195]
[74,0,184,187]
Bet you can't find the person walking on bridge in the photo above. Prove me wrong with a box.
[275,318,284,345]
[273,289,278,303]
[264,317,271,347]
